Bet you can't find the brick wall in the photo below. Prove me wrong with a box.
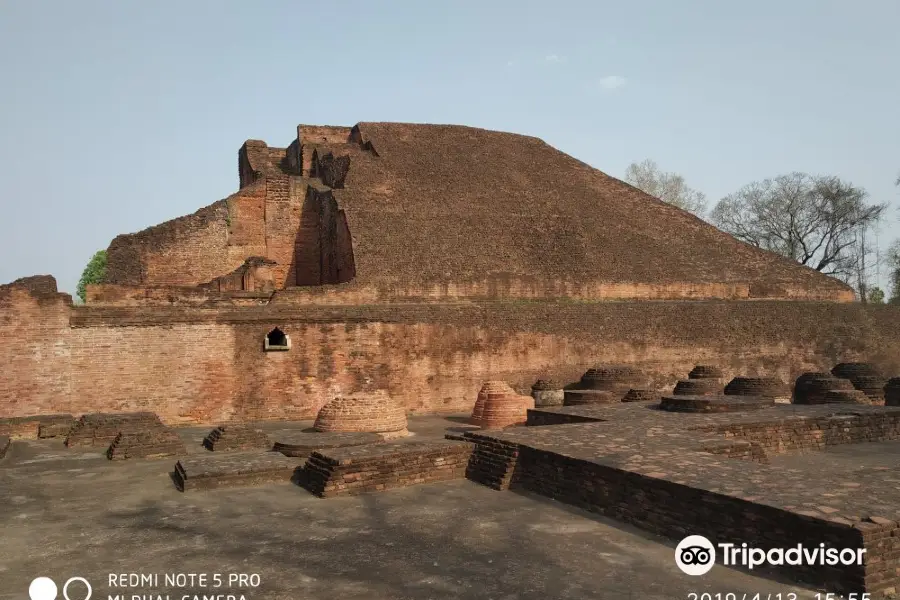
[0,286,73,416]
[3,296,900,424]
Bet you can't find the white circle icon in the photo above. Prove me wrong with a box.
[63,577,92,600]
[29,577,58,600]
[675,535,716,575]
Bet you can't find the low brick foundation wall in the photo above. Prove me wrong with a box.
[107,429,186,460]
[464,434,521,490]
[65,412,165,448]
[0,419,39,440]
[202,425,272,452]
[302,440,474,498]
[0,435,9,459]
[700,412,900,456]
[272,431,383,458]
[174,452,300,491]
[511,447,869,593]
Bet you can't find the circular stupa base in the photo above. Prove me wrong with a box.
[531,380,564,407]
[313,393,408,436]
[688,365,724,380]
[563,389,620,406]
[822,390,874,405]
[849,375,888,403]
[472,381,516,425]
[672,378,722,396]
[622,389,661,403]
[272,431,384,457]
[832,362,881,380]
[578,365,644,391]
[659,394,775,413]
[793,375,855,404]
[724,377,790,399]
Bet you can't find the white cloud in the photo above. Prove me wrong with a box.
[506,60,517,67]
[542,54,565,64]
[597,75,626,90]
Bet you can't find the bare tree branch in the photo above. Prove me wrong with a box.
[624,159,707,217]
[711,173,887,296]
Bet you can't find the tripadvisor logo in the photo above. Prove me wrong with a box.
[676,535,716,576]
[674,535,867,576]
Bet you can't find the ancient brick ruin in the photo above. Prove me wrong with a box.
[3,120,900,597]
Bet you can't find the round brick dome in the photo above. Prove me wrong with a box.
[823,389,872,405]
[673,378,721,396]
[793,374,854,404]
[314,392,408,437]
[471,381,516,425]
[849,375,888,404]
[831,362,881,380]
[688,365,724,380]
[480,391,532,429]
[723,377,790,400]
[578,365,643,391]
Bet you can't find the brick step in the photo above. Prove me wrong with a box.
[65,412,164,448]
[0,435,9,459]
[300,440,474,498]
[202,425,271,452]
[272,431,383,458]
[174,451,301,491]
[0,414,75,440]
[107,429,186,460]
[304,457,471,481]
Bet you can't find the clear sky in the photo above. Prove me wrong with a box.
[1,0,898,295]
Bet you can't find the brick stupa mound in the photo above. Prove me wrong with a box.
[203,425,272,452]
[272,431,384,458]
[849,375,888,404]
[480,390,533,429]
[831,362,881,380]
[672,378,722,396]
[104,122,853,300]
[724,377,790,402]
[314,393,408,439]
[107,429,186,460]
[471,381,516,425]
[822,390,874,405]
[886,378,900,406]
[530,379,563,407]
[659,394,775,413]
[564,390,620,406]
[793,373,855,405]
[688,365,724,380]
[65,412,165,448]
[577,366,644,391]
[622,389,662,403]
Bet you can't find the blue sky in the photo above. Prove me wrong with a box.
[1,0,898,295]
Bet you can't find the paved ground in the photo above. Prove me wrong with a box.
[0,415,816,600]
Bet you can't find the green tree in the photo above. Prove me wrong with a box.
[867,286,885,304]
[76,250,108,302]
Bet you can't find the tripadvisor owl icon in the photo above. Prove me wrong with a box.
[676,535,716,575]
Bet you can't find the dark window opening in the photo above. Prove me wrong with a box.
[264,327,290,351]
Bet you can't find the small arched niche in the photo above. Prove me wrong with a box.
[264,327,291,352]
